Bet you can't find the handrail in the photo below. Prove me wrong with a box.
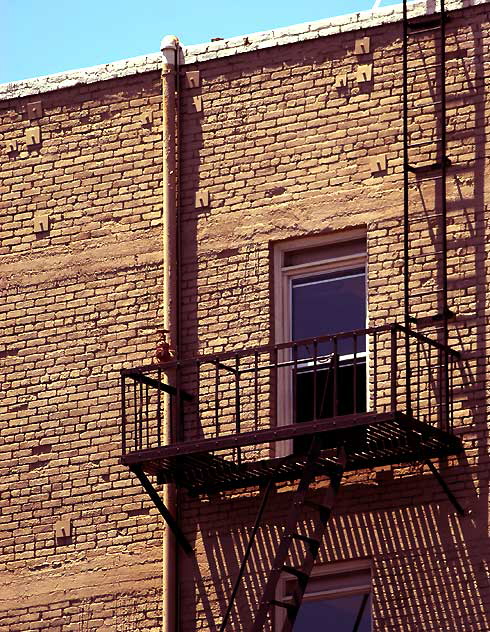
[121,324,391,375]
[394,323,460,358]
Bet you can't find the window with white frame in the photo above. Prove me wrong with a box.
[274,232,367,455]
[277,560,372,631]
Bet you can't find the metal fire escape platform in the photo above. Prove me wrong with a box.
[121,323,462,497]
[121,409,461,496]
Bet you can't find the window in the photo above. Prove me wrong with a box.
[277,560,372,631]
[274,232,367,455]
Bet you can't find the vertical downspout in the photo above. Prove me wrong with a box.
[161,34,179,632]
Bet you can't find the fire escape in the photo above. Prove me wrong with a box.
[120,2,464,629]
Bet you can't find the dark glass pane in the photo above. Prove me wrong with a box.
[292,268,366,348]
[291,267,367,435]
[293,594,371,632]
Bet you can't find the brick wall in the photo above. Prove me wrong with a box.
[2,2,490,631]
[0,74,166,629]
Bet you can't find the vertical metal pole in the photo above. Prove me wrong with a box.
[402,0,412,416]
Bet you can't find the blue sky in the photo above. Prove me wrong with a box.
[1,0,401,84]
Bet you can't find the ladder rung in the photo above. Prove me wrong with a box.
[291,533,321,553]
[407,25,441,35]
[407,138,442,149]
[407,63,444,73]
[410,288,444,298]
[270,599,297,613]
[410,213,444,221]
[281,565,309,584]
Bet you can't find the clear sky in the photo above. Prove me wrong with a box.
[1,0,402,84]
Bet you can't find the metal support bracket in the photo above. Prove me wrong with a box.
[425,459,465,516]
[130,465,194,555]
[219,476,276,631]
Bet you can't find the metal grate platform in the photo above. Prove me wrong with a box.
[121,411,462,495]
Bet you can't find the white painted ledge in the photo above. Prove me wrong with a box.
[0,0,487,101]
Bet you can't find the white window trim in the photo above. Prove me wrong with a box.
[275,559,372,631]
[273,231,368,457]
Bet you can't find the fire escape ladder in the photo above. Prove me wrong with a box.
[403,0,453,330]
[403,1,464,516]
[249,442,346,632]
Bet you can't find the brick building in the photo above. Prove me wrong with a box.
[1,0,489,630]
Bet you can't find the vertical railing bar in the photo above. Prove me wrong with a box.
[215,359,220,439]
[313,339,318,420]
[139,380,143,450]
[391,326,398,412]
[353,334,358,413]
[254,351,259,432]
[439,347,443,431]
[333,337,338,417]
[145,382,150,448]
[450,355,454,432]
[273,346,278,431]
[428,344,433,426]
[157,368,162,447]
[292,344,298,424]
[416,337,421,422]
[235,354,241,466]
[121,374,126,455]
[373,332,378,412]
[175,361,182,443]
[196,360,201,439]
[133,380,138,451]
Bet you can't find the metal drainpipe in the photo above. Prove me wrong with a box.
[161,34,179,632]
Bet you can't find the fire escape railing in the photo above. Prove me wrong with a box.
[121,323,459,456]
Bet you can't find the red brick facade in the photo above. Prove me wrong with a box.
[1,1,490,630]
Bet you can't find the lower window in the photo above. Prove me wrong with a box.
[277,560,372,631]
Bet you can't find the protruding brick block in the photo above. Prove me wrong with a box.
[25,126,41,146]
[185,71,200,88]
[195,190,209,208]
[370,154,388,174]
[54,517,72,541]
[356,64,373,83]
[33,214,50,233]
[355,37,370,55]
[27,100,43,120]
[192,96,203,113]
[334,74,348,88]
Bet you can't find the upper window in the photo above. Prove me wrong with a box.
[277,560,372,631]
[274,232,367,454]
[276,233,367,348]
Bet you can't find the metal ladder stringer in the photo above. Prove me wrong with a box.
[402,0,454,330]
[250,440,347,632]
